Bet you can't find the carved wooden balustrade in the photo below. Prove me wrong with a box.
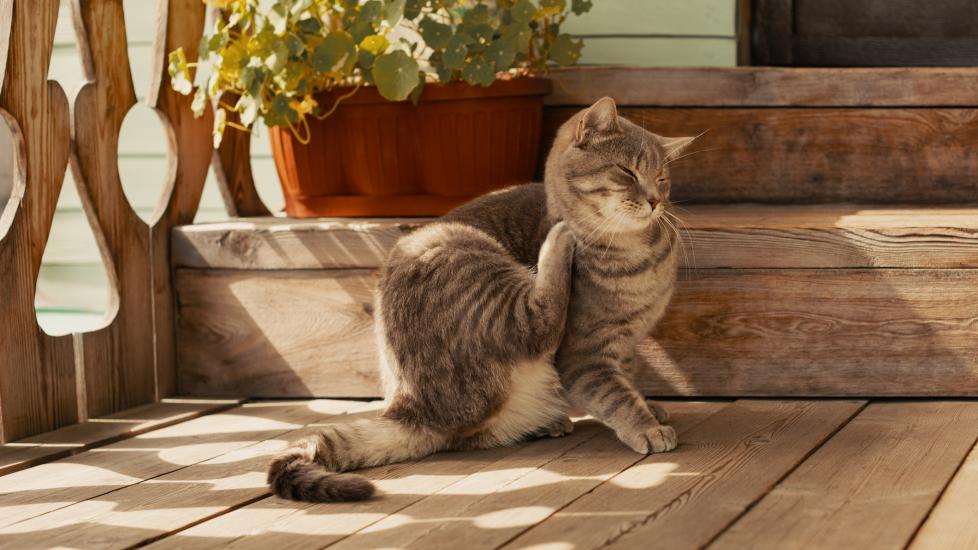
[0,0,267,442]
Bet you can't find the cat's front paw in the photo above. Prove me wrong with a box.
[645,399,670,423]
[618,424,677,454]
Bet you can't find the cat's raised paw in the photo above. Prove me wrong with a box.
[619,424,677,454]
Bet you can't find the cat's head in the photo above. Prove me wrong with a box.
[545,97,695,235]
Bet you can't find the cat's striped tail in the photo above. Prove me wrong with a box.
[267,417,443,502]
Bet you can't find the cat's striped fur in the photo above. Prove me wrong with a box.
[267,97,694,501]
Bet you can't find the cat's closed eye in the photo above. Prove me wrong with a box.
[617,164,638,180]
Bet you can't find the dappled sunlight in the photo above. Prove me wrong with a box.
[156,442,272,467]
[136,413,303,439]
[474,506,556,529]
[606,462,681,490]
[0,462,140,493]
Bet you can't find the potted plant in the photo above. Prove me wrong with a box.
[169,0,593,217]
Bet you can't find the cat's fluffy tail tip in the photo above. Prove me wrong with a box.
[267,452,376,502]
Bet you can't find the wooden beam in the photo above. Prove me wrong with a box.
[544,107,978,204]
[172,206,978,271]
[175,267,978,398]
[544,67,978,107]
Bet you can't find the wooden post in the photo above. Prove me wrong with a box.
[0,0,77,441]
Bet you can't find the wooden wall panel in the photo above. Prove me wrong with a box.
[0,0,77,441]
[543,107,978,204]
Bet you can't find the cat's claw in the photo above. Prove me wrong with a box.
[645,399,670,423]
[618,424,677,454]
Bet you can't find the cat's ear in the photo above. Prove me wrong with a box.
[575,96,620,144]
[659,135,697,161]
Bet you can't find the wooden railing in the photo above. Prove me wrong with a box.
[0,0,266,443]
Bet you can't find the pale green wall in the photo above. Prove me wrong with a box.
[566,0,739,66]
[16,0,736,332]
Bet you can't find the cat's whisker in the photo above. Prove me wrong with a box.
[663,146,721,168]
[664,209,695,270]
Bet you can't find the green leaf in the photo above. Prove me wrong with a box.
[409,72,426,105]
[461,55,495,86]
[167,48,193,95]
[419,18,452,49]
[404,0,424,19]
[383,0,406,26]
[539,0,567,9]
[549,33,583,65]
[509,0,536,22]
[296,17,322,34]
[486,36,517,70]
[359,34,390,55]
[442,33,470,70]
[311,31,357,73]
[462,22,494,45]
[359,0,383,27]
[372,50,421,101]
[571,0,593,15]
[462,3,490,25]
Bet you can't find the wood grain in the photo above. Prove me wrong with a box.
[545,66,978,107]
[712,402,978,549]
[506,400,864,550]
[0,401,384,549]
[147,0,214,400]
[910,437,978,549]
[172,206,978,270]
[0,0,77,442]
[543,107,978,204]
[70,0,157,417]
[328,402,728,550]
[0,399,372,531]
[214,107,271,217]
[0,398,240,476]
[175,269,382,398]
[177,268,978,398]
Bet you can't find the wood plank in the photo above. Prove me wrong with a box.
[910,437,978,549]
[146,0,217,400]
[0,0,77,442]
[544,66,978,107]
[642,269,978,397]
[327,402,728,550]
[172,218,425,270]
[0,401,449,549]
[173,205,978,270]
[176,268,978,399]
[543,107,978,204]
[0,399,374,531]
[0,398,240,476]
[176,269,382,398]
[712,401,978,550]
[578,37,736,67]
[506,399,864,550]
[70,0,157,417]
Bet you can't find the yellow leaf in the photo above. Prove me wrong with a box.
[289,95,318,116]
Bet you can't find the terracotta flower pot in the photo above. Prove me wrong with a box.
[268,77,553,217]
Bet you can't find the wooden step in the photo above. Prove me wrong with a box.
[542,67,978,204]
[172,205,978,398]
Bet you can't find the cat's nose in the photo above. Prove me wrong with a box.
[648,199,658,209]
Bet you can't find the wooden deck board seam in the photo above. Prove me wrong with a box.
[904,427,978,548]
[488,401,736,550]
[700,399,871,548]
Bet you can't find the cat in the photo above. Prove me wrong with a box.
[266,97,694,502]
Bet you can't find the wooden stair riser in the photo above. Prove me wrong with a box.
[541,107,978,204]
[175,267,978,398]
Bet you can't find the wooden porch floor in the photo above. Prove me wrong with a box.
[1,399,976,549]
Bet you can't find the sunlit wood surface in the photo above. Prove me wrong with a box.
[0,398,975,549]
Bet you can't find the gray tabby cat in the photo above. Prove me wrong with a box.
[267,97,694,502]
